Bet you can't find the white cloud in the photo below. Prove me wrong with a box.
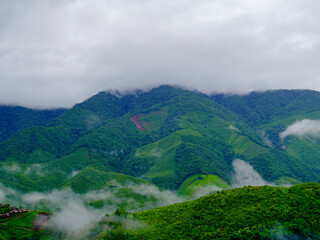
[2,164,21,174]
[0,189,5,202]
[231,159,271,188]
[48,200,101,235]
[280,119,320,140]
[257,130,273,147]
[0,0,320,108]
[228,125,239,132]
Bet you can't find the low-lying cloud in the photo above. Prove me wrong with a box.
[0,181,186,236]
[228,125,240,132]
[231,159,271,188]
[48,200,101,236]
[0,189,5,202]
[1,163,45,177]
[0,161,281,237]
[191,185,222,199]
[257,130,273,147]
[280,119,320,140]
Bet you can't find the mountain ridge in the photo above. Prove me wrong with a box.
[0,85,320,194]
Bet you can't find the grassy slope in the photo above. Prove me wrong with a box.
[109,183,320,240]
[177,174,229,196]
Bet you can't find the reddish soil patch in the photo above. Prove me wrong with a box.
[130,114,146,131]
[33,212,51,230]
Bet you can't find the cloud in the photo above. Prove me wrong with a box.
[48,200,101,236]
[0,181,185,237]
[1,0,320,108]
[280,119,320,140]
[0,183,22,205]
[2,164,21,174]
[70,170,79,178]
[228,125,239,132]
[0,189,5,202]
[1,163,45,177]
[257,130,273,147]
[128,183,184,208]
[191,185,222,199]
[231,159,271,188]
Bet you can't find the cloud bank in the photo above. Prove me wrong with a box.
[1,0,320,108]
[232,159,271,188]
[280,119,320,140]
[0,181,185,236]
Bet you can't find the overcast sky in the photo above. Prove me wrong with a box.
[0,0,320,108]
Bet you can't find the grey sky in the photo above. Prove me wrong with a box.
[0,0,320,108]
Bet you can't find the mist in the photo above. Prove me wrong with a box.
[257,130,273,147]
[280,119,320,140]
[231,159,271,188]
[48,200,101,236]
[0,189,5,202]
[0,180,186,236]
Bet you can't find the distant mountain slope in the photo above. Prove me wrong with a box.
[211,89,320,178]
[0,106,66,143]
[211,89,320,126]
[0,86,320,193]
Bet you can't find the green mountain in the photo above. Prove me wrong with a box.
[212,89,320,179]
[103,183,320,240]
[2,184,320,239]
[0,86,320,196]
[0,105,66,143]
[1,87,320,239]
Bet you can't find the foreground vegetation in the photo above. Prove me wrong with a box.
[104,183,320,239]
[1,183,320,239]
[0,210,49,240]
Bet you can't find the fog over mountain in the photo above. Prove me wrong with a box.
[280,119,320,140]
[0,0,320,108]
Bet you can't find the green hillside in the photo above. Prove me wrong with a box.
[0,208,49,240]
[1,87,320,238]
[0,86,320,196]
[104,183,320,239]
[177,174,229,197]
[0,106,65,143]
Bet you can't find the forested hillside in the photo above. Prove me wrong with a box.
[104,183,320,239]
[0,86,320,195]
[1,86,320,239]
[0,106,65,143]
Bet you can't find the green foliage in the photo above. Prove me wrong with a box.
[5,211,39,228]
[1,86,320,195]
[0,204,11,214]
[64,166,151,193]
[0,211,49,239]
[119,183,320,239]
[0,105,65,143]
[212,89,320,126]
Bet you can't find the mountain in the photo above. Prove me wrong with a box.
[211,89,320,180]
[0,105,66,143]
[0,86,320,196]
[2,183,320,239]
[104,183,320,239]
